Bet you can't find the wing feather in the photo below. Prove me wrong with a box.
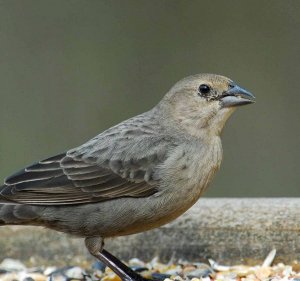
[0,113,177,205]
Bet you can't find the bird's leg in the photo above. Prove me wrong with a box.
[85,237,150,281]
[96,249,150,281]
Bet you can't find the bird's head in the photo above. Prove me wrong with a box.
[162,73,255,137]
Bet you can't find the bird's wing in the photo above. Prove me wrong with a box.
[0,114,175,205]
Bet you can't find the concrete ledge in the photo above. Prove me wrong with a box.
[0,198,299,266]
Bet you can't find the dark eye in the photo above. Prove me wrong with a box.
[198,84,210,95]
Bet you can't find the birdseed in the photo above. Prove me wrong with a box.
[0,250,299,281]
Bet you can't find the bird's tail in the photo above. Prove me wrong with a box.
[0,202,42,226]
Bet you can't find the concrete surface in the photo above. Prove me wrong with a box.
[0,198,299,266]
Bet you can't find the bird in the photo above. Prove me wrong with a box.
[0,74,255,281]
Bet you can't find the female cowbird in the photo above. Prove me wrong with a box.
[0,74,254,281]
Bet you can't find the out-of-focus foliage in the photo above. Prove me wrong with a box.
[0,0,299,196]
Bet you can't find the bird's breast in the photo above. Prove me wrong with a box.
[116,137,224,235]
[158,137,223,213]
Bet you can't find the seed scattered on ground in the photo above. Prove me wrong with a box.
[0,250,299,281]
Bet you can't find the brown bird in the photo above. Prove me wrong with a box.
[0,74,255,281]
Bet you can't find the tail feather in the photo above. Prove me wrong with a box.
[0,203,43,225]
[0,183,42,225]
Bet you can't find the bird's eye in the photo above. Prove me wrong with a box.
[198,84,210,95]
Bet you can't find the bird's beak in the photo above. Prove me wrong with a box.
[220,85,255,108]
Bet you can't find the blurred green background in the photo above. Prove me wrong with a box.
[0,0,299,197]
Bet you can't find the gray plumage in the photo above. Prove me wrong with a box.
[0,74,255,253]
